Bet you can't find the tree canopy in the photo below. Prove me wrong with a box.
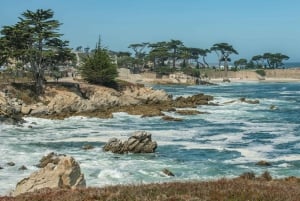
[0,9,74,95]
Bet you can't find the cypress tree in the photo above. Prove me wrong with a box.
[80,37,118,86]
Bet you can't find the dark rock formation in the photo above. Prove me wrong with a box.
[256,160,271,166]
[173,94,213,108]
[162,168,175,177]
[240,97,260,104]
[103,131,157,154]
[18,165,27,171]
[161,115,183,122]
[82,144,94,150]
[176,109,208,115]
[7,162,15,166]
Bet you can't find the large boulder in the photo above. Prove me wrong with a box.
[103,131,157,154]
[13,154,86,196]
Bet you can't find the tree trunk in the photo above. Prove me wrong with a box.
[172,48,176,69]
[35,69,44,95]
[202,57,209,68]
[224,57,228,79]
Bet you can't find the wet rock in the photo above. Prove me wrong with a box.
[82,144,94,150]
[270,105,277,110]
[162,168,175,177]
[174,94,213,108]
[0,166,3,170]
[176,110,208,115]
[103,131,157,154]
[7,162,15,166]
[256,160,271,166]
[240,97,260,104]
[103,138,124,154]
[18,165,28,171]
[223,100,237,104]
[13,155,86,196]
[161,115,183,122]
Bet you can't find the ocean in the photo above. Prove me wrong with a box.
[0,82,300,195]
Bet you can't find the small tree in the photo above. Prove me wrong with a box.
[80,38,118,86]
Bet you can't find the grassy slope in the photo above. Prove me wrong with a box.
[1,177,299,201]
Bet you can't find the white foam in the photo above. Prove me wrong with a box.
[278,163,292,168]
[98,169,128,179]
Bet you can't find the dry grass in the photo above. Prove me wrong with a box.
[1,176,299,201]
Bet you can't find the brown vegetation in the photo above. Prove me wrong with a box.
[1,176,300,201]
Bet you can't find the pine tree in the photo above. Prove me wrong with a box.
[80,38,118,86]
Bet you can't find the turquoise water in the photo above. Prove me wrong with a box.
[0,82,300,195]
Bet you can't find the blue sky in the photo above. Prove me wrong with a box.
[1,0,300,62]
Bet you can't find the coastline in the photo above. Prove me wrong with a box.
[118,68,300,85]
[0,70,300,198]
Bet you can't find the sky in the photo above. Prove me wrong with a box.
[1,0,300,62]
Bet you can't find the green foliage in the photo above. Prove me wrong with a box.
[255,69,266,77]
[210,43,238,77]
[182,67,200,77]
[80,39,118,86]
[155,66,174,76]
[251,53,289,69]
[234,58,247,68]
[0,9,72,95]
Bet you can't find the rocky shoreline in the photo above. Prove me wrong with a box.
[0,82,214,124]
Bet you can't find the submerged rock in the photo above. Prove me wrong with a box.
[18,165,28,171]
[176,109,208,115]
[103,131,157,154]
[256,160,271,166]
[7,162,15,166]
[161,115,183,122]
[240,97,260,104]
[13,154,86,196]
[82,144,94,150]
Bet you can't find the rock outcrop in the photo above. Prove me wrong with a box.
[1,82,214,120]
[103,131,157,154]
[0,91,24,124]
[28,84,172,118]
[13,154,86,196]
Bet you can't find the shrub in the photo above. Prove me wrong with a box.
[255,69,266,77]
